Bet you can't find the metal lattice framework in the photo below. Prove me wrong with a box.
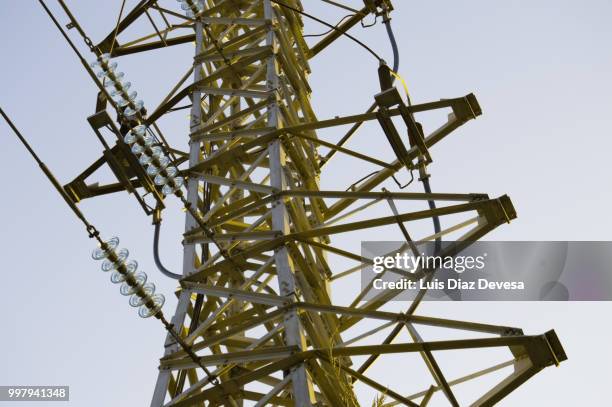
[49,0,567,406]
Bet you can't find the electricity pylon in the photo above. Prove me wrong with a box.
[51,0,566,405]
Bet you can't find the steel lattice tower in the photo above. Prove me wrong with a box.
[41,0,567,405]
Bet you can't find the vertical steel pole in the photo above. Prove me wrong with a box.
[263,1,315,405]
[150,19,204,407]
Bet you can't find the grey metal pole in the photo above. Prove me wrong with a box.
[263,1,315,405]
[150,18,205,407]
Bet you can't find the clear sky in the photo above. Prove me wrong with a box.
[1,1,611,406]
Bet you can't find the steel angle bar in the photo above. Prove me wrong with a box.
[160,345,299,370]
[144,9,168,46]
[420,386,436,407]
[200,16,270,26]
[149,4,193,21]
[404,322,460,407]
[242,391,294,407]
[317,354,420,407]
[191,173,277,194]
[170,354,307,407]
[383,360,516,407]
[293,300,518,336]
[294,301,406,322]
[262,94,478,140]
[185,230,282,244]
[344,220,510,331]
[150,14,206,405]
[194,25,269,62]
[181,282,290,306]
[341,320,397,347]
[193,86,272,99]
[194,99,268,134]
[299,239,416,282]
[195,147,270,222]
[321,197,384,227]
[296,238,365,264]
[273,6,310,73]
[280,189,488,202]
[199,0,265,45]
[349,225,501,319]
[185,240,284,283]
[289,132,394,168]
[168,325,284,406]
[205,195,275,227]
[196,52,269,94]
[152,66,195,115]
[184,258,276,345]
[265,5,316,403]
[191,126,278,142]
[96,0,159,52]
[190,117,271,171]
[383,188,421,256]
[166,307,288,359]
[315,333,563,361]
[469,358,539,407]
[253,374,292,407]
[209,209,274,250]
[196,45,273,63]
[150,52,270,123]
[114,29,194,57]
[355,322,404,377]
[290,198,511,241]
[187,210,273,249]
[408,315,520,336]
[415,216,481,244]
[146,84,192,124]
[308,7,369,58]
[325,105,485,219]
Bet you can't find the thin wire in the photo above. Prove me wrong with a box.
[304,14,354,38]
[1,105,222,386]
[153,221,182,280]
[345,169,414,192]
[320,0,359,13]
[270,0,383,62]
[345,171,379,191]
[0,106,102,240]
[0,107,42,164]
[39,0,88,63]
[360,14,377,28]
[169,104,193,112]
[392,172,414,189]
[109,0,127,55]
[390,70,412,105]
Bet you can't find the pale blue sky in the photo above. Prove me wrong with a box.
[1,1,611,406]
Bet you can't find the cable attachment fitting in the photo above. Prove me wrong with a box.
[87,224,100,239]
[152,207,163,225]
[417,157,431,182]
[363,0,394,16]
[374,83,432,172]
[378,62,394,91]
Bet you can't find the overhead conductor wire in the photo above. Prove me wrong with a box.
[30,0,224,385]
[0,105,219,385]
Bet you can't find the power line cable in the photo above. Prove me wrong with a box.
[270,0,383,62]
[1,105,220,385]
[383,15,442,251]
[109,0,127,55]
[0,106,101,240]
[304,14,354,38]
[153,220,182,280]
[320,0,359,13]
